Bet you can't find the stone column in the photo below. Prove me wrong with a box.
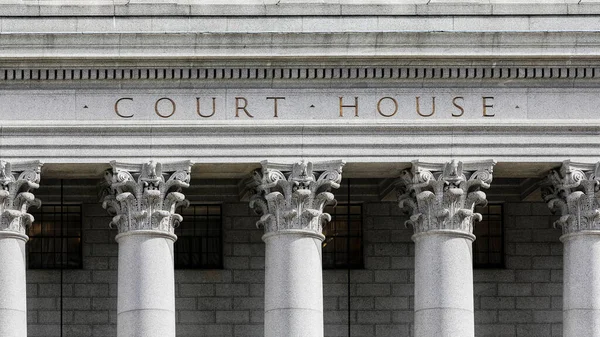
[0,160,42,337]
[249,160,345,337]
[543,160,600,337]
[102,160,192,337]
[396,160,495,337]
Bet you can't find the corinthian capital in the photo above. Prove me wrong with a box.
[542,160,600,235]
[102,160,192,234]
[0,160,43,235]
[396,159,495,235]
[249,160,345,235]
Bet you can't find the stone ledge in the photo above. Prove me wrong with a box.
[2,1,600,17]
[4,16,600,34]
[1,31,600,61]
[0,121,598,166]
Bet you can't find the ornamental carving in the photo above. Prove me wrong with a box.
[542,160,600,235]
[0,160,43,235]
[249,160,345,234]
[396,160,495,235]
[102,160,192,234]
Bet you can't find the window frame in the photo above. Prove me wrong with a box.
[27,203,83,270]
[473,203,505,269]
[322,203,364,270]
[174,203,224,270]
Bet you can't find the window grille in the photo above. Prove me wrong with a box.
[28,204,83,269]
[473,203,504,268]
[322,204,363,269]
[174,204,223,269]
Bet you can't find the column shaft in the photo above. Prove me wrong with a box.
[116,231,176,337]
[264,230,324,337]
[562,231,600,337]
[0,232,28,337]
[413,230,475,337]
[102,160,191,337]
[542,161,600,337]
[249,160,344,337]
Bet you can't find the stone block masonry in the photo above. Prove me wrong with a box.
[25,196,562,336]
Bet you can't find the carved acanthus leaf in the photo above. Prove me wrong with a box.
[102,160,192,234]
[543,160,600,235]
[0,160,43,235]
[249,160,345,234]
[395,159,495,235]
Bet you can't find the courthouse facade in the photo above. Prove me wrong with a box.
[2,1,600,336]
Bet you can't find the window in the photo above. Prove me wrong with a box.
[473,203,504,268]
[28,204,83,269]
[322,204,363,269]
[174,204,223,269]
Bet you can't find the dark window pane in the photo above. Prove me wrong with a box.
[27,204,82,269]
[474,204,504,268]
[175,204,222,269]
[322,203,363,269]
[350,205,361,214]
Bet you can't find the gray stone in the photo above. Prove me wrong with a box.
[396,160,495,337]
[103,161,192,337]
[249,160,345,337]
[544,161,600,336]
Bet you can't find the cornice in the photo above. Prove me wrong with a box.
[1,32,600,64]
[2,2,600,16]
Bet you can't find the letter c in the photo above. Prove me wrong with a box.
[114,98,134,118]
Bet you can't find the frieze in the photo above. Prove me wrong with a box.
[4,87,600,121]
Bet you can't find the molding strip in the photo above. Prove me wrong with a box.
[1,66,599,82]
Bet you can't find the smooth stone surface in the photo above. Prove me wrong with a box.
[1,1,599,17]
[263,230,325,337]
[117,309,177,337]
[3,87,597,121]
[413,230,475,337]
[0,232,28,337]
[116,230,177,337]
[561,231,600,337]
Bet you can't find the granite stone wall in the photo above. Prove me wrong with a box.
[474,203,562,337]
[25,199,562,337]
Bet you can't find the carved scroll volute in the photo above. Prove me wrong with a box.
[543,160,600,235]
[102,160,193,234]
[395,160,495,235]
[249,160,345,235]
[0,160,43,235]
